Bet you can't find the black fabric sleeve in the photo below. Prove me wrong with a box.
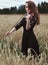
[30,16,37,28]
[15,17,25,30]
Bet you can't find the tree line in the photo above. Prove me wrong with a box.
[0,1,48,14]
[38,2,48,13]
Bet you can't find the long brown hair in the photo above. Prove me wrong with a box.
[25,1,40,25]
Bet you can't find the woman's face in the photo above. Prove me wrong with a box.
[25,3,31,14]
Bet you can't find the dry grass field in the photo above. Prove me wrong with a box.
[0,14,48,65]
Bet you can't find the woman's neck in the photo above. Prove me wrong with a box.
[31,13,35,17]
[27,12,35,18]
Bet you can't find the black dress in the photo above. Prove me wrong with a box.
[15,15,40,57]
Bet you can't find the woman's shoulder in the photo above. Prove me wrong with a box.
[23,13,36,21]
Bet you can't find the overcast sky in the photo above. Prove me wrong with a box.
[0,0,48,9]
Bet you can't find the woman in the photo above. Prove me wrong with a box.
[5,1,40,57]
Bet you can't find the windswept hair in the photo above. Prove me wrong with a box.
[26,1,40,25]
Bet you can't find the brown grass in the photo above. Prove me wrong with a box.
[0,14,48,65]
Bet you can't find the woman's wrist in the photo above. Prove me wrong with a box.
[9,27,16,34]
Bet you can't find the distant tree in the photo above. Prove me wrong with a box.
[0,9,3,14]
[38,2,48,13]
[0,1,48,14]
[10,6,17,14]
[38,3,41,13]
[17,5,26,14]
[2,8,10,14]
[0,6,17,14]
[44,2,48,13]
[0,8,10,14]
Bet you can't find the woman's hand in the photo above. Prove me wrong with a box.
[5,27,16,37]
[5,31,11,37]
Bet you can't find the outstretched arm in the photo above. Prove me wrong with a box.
[5,27,16,36]
[5,17,25,36]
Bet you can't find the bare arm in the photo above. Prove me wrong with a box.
[9,27,16,34]
[5,17,25,36]
[5,27,16,36]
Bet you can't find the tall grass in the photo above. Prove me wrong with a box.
[0,14,48,65]
[0,36,48,65]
